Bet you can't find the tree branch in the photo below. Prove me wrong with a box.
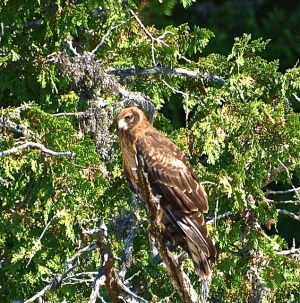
[23,264,77,303]
[26,215,57,267]
[109,66,225,84]
[52,111,92,117]
[89,223,149,303]
[206,211,233,225]
[263,159,292,187]
[277,247,300,257]
[91,18,133,55]
[266,199,300,205]
[277,209,300,221]
[0,142,76,159]
[265,187,300,195]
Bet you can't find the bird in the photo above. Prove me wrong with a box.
[117,106,216,279]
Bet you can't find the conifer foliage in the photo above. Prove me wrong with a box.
[0,1,299,302]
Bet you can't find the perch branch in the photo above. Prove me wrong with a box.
[66,39,81,57]
[137,155,201,303]
[277,238,300,258]
[0,142,75,159]
[277,247,300,257]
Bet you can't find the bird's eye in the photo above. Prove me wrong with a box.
[124,115,133,122]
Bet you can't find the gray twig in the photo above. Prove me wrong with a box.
[277,209,300,221]
[66,39,81,57]
[26,215,57,267]
[265,187,300,195]
[0,142,75,159]
[91,18,133,55]
[52,111,92,117]
[65,243,97,266]
[266,199,300,205]
[206,211,233,225]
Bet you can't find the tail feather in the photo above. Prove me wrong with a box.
[187,238,211,279]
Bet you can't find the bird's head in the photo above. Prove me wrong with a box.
[117,106,149,132]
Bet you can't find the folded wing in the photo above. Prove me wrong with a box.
[136,130,216,279]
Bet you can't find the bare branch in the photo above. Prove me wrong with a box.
[52,111,92,117]
[265,187,300,195]
[263,159,292,187]
[266,199,300,205]
[1,118,35,136]
[278,159,300,200]
[277,209,300,221]
[65,242,97,266]
[24,264,77,303]
[206,211,233,225]
[91,223,149,303]
[88,267,106,303]
[26,215,57,267]
[292,93,300,103]
[91,18,133,55]
[23,239,99,302]
[161,78,195,98]
[109,66,225,84]
[127,7,168,66]
[66,39,81,57]
[0,142,76,159]
[277,247,300,257]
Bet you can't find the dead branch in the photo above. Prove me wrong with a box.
[277,247,300,257]
[65,242,98,266]
[23,264,77,303]
[26,215,57,267]
[263,159,292,188]
[277,209,300,221]
[90,223,149,303]
[119,194,141,281]
[52,111,92,117]
[91,18,133,55]
[206,211,233,225]
[109,66,225,84]
[88,267,106,303]
[1,118,35,136]
[0,142,75,159]
[137,155,201,303]
[266,199,300,205]
[264,187,300,195]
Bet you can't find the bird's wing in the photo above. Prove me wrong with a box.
[136,130,216,278]
[136,130,208,212]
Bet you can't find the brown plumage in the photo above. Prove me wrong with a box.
[117,106,216,279]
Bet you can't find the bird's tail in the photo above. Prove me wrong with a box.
[187,238,211,280]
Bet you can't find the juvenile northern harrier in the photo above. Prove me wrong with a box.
[117,106,216,279]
